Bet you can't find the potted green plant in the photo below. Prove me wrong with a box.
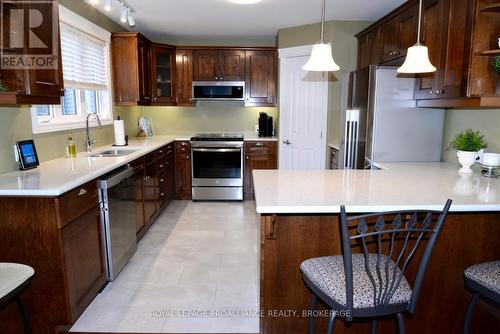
[489,56,500,94]
[450,129,487,174]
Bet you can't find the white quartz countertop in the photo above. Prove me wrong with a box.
[0,136,179,197]
[0,134,280,197]
[253,162,500,213]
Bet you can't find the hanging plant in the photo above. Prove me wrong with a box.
[489,56,500,74]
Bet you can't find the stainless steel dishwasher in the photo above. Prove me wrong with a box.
[98,166,138,281]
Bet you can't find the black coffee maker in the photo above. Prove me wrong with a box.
[258,112,274,137]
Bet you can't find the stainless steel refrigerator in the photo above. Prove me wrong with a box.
[339,66,445,169]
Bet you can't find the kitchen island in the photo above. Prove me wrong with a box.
[253,163,500,334]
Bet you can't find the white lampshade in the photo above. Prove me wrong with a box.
[302,43,340,72]
[397,44,436,74]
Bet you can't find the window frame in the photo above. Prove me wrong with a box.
[30,5,113,134]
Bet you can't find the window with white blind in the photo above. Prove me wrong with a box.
[31,5,113,134]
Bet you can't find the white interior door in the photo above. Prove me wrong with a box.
[278,46,328,170]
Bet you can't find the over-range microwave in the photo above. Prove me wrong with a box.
[192,81,245,101]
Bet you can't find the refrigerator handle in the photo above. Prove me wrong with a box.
[344,110,360,169]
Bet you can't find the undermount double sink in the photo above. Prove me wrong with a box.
[90,149,139,158]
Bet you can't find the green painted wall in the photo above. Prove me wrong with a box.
[116,104,278,137]
[277,20,372,144]
[442,109,500,163]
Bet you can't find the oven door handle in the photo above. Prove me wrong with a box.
[192,148,241,153]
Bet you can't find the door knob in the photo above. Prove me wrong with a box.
[282,140,291,145]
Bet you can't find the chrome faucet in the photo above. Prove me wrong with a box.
[86,112,102,154]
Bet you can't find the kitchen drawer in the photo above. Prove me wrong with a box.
[244,141,277,155]
[157,143,174,157]
[156,157,168,175]
[57,180,99,228]
[175,141,190,153]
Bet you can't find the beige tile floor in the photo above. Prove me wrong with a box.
[70,200,260,333]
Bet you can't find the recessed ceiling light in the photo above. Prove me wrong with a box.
[228,0,262,4]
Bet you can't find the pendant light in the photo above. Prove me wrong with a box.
[302,0,339,72]
[397,0,436,73]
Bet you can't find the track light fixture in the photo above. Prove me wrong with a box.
[117,0,136,28]
[127,8,136,27]
[104,0,112,11]
[120,3,127,23]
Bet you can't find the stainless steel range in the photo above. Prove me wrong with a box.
[190,133,244,201]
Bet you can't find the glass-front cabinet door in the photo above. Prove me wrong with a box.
[151,44,175,105]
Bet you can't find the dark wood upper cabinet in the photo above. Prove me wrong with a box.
[219,50,246,81]
[357,28,381,68]
[151,43,176,105]
[175,49,194,105]
[0,0,64,105]
[357,0,500,108]
[193,50,219,80]
[245,50,277,106]
[111,32,152,105]
[380,4,418,64]
[193,49,245,81]
[380,17,400,63]
[112,41,276,107]
[414,0,452,100]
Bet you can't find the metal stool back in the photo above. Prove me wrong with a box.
[303,200,452,334]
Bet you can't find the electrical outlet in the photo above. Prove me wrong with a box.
[255,124,259,133]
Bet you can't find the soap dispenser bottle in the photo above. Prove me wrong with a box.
[66,137,77,158]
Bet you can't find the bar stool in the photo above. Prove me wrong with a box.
[462,260,500,334]
[0,263,35,334]
[300,200,452,334]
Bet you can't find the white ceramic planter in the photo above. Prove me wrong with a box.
[456,150,478,174]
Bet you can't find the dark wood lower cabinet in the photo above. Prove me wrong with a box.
[175,141,192,200]
[143,154,156,224]
[244,141,277,200]
[260,213,500,334]
[0,193,107,333]
[61,204,107,322]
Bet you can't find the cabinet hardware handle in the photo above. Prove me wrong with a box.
[77,188,88,196]
[266,215,278,239]
[282,140,291,145]
[246,155,250,159]
[255,142,264,147]
[186,155,190,159]
[159,150,163,153]
[160,193,165,197]
[220,76,223,80]
[35,80,56,86]
[215,76,218,80]
[160,164,164,168]
[160,179,164,182]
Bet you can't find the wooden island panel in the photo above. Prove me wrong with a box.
[260,213,500,334]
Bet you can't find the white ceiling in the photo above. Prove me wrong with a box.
[90,0,405,42]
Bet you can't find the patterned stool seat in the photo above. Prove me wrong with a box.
[301,254,412,309]
[0,263,35,299]
[464,261,500,294]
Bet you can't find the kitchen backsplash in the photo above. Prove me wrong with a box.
[116,104,279,137]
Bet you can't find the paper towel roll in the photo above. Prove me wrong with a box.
[114,120,126,146]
